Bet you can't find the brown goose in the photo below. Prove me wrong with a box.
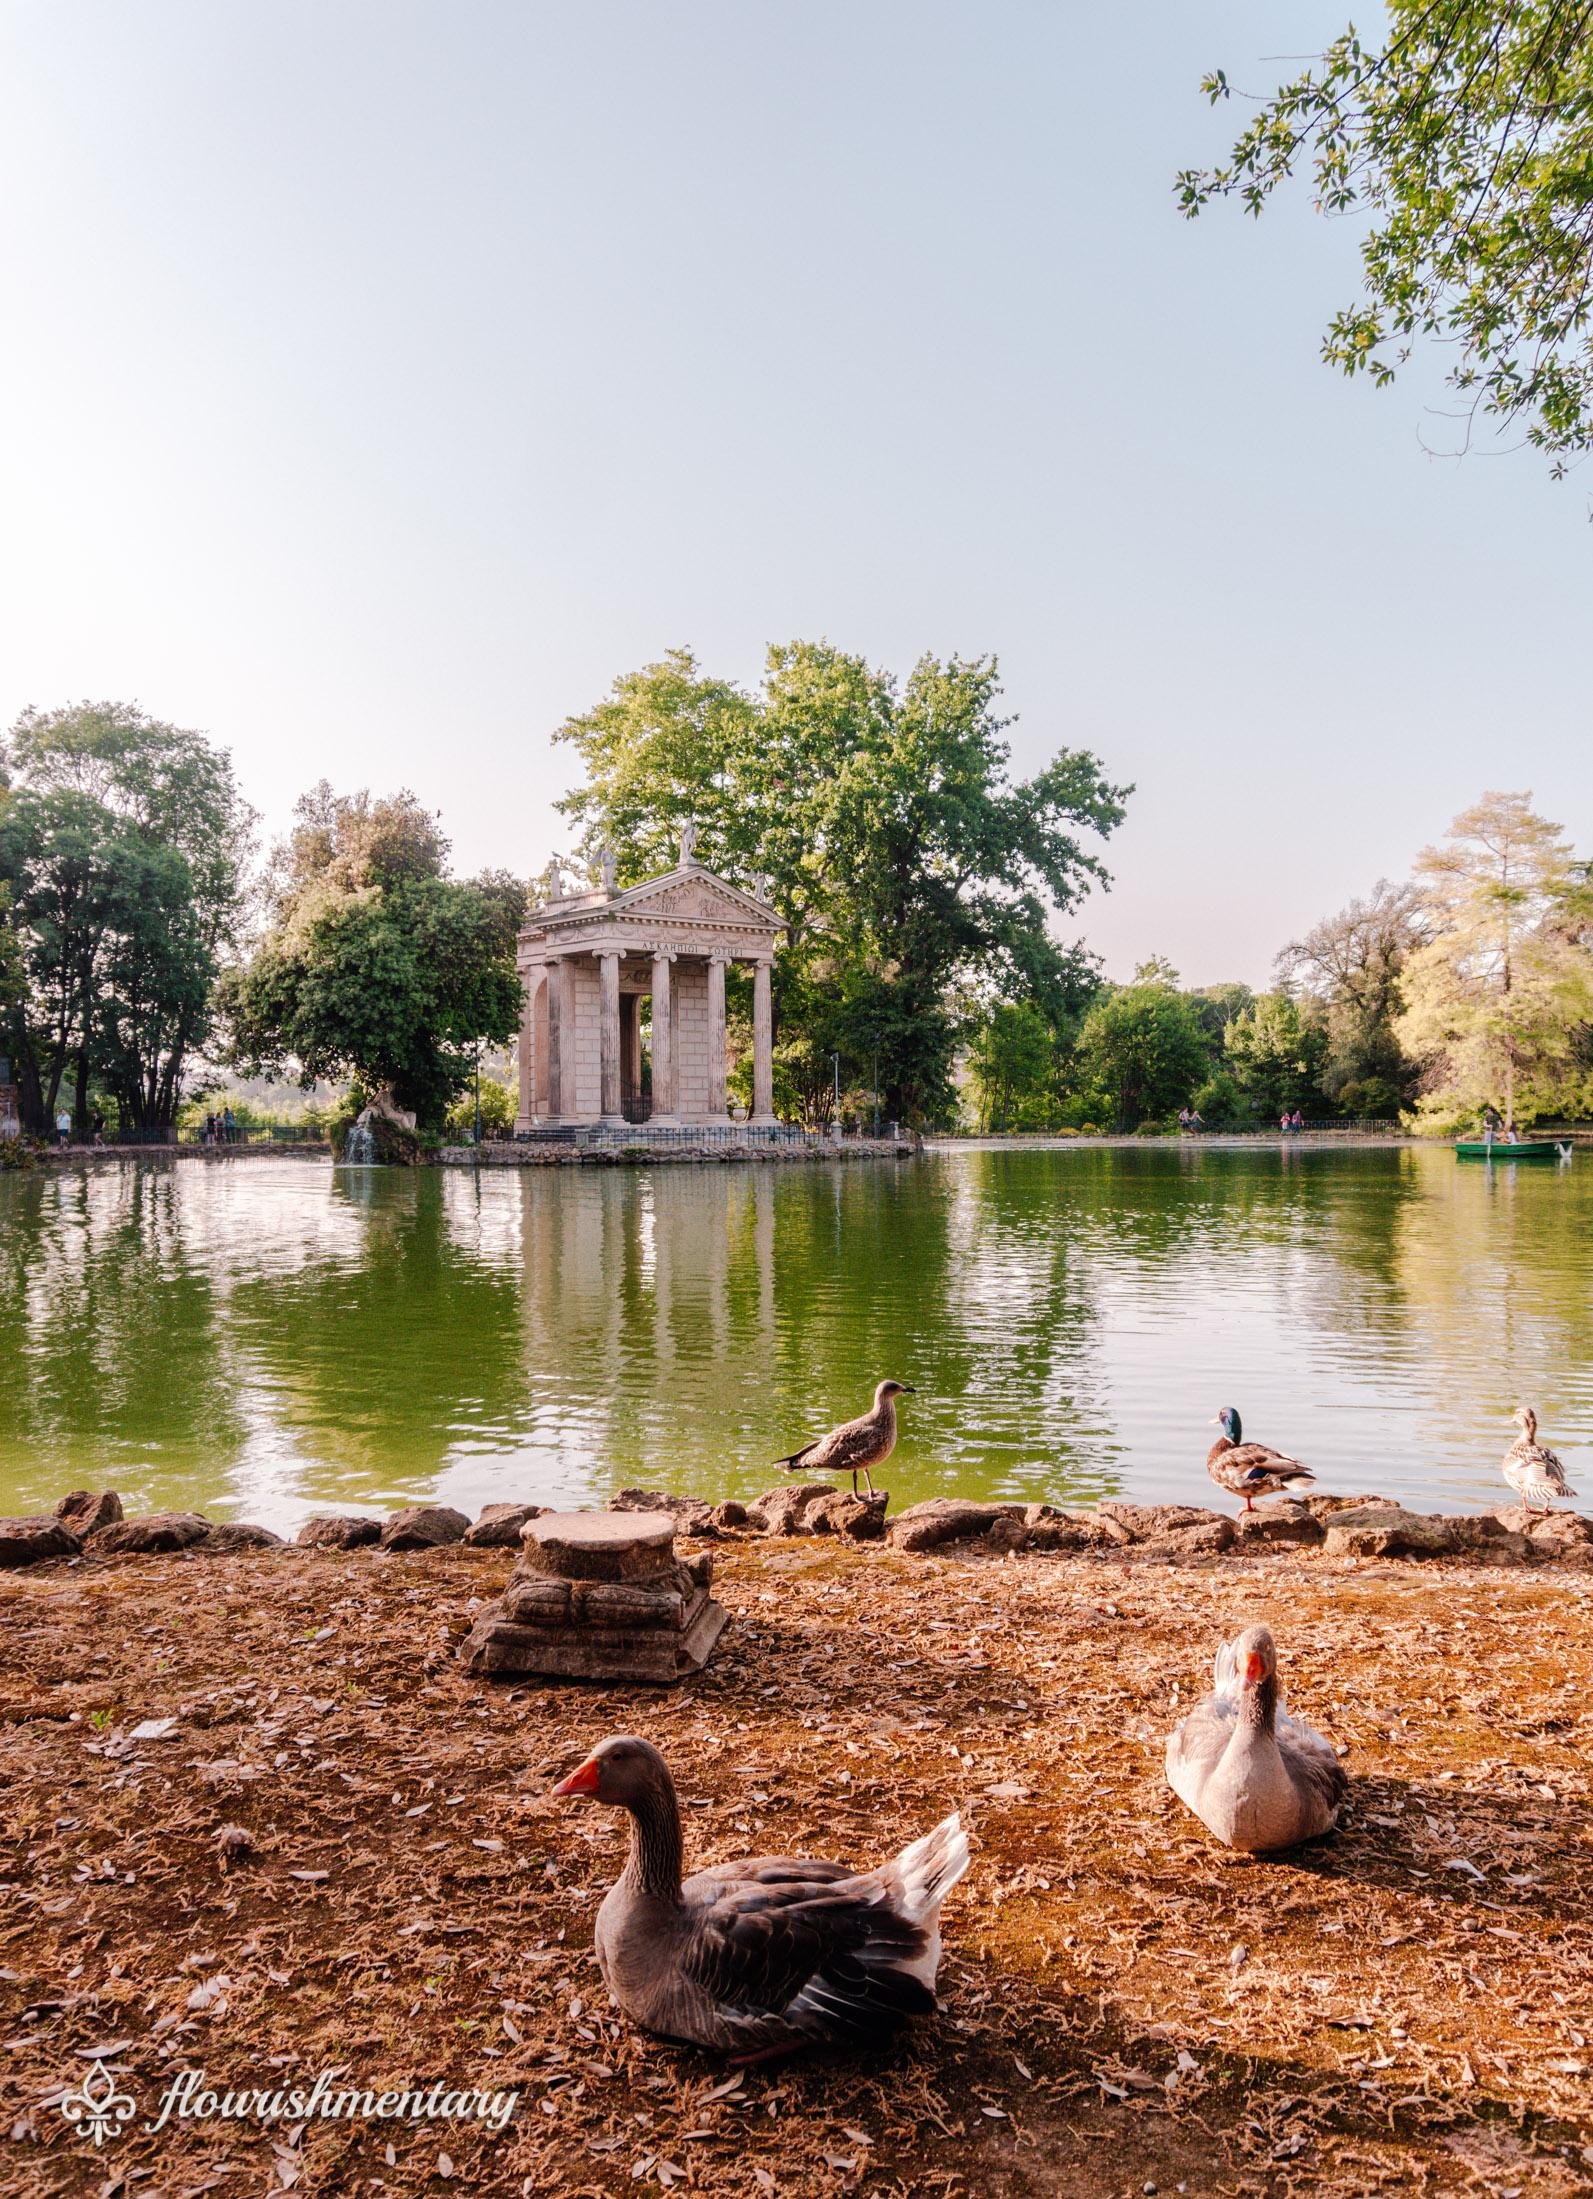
[1502,1407,1574,1516]
[1165,1623,1345,1853]
[552,1735,968,2058]
[772,1379,913,1496]
[1206,1406,1316,1513]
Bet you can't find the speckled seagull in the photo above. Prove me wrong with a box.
[1206,1406,1317,1514]
[772,1379,914,1497]
[1502,1408,1574,1517]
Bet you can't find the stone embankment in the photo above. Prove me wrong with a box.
[2,1480,1588,1573]
[439,1135,912,1168]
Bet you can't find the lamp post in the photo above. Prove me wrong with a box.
[832,1051,841,1132]
[474,1040,482,1147]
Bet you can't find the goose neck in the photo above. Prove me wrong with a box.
[622,1780,684,1903]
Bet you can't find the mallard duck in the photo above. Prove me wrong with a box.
[1502,1407,1574,1517]
[1206,1406,1316,1513]
[772,1379,914,1496]
[552,1735,967,2059]
[1165,1623,1345,1853]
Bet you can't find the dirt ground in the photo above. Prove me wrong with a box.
[2,1535,1590,2198]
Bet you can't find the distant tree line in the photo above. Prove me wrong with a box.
[5,690,1588,1144]
[966,792,1593,1135]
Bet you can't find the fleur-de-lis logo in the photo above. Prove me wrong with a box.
[59,2059,137,2147]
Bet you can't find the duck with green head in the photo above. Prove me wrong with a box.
[1207,1406,1317,1514]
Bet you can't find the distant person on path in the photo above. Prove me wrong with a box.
[1177,1108,1191,1134]
[1279,1112,1291,1136]
[55,1107,71,1148]
[223,1106,237,1145]
[1290,1108,1305,1133]
[90,1108,105,1146]
[1189,1108,1203,1134]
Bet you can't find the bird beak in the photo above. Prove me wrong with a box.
[552,1756,601,1798]
[1209,1414,1225,1426]
[901,1385,917,1395]
[1242,1651,1267,1687]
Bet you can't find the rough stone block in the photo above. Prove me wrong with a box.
[806,1490,887,1540]
[885,1499,1027,1553]
[465,1503,546,1548]
[298,1514,382,1550]
[202,1522,285,1551]
[1097,1502,1236,1554]
[1234,1501,1324,1548]
[1024,1511,1120,1552]
[1494,1506,1593,1561]
[380,1505,471,1552]
[55,1490,123,1537]
[608,1490,719,1537]
[0,1516,82,1568]
[88,1512,213,1556]
[1321,1506,1456,1559]
[745,1483,844,1537]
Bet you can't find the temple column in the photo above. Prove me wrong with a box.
[546,955,568,1122]
[750,955,775,1124]
[707,950,729,1121]
[515,965,537,1131]
[650,951,677,1122]
[598,951,624,1124]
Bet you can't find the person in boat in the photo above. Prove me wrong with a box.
[1505,1118,1520,1144]
[1482,1104,1501,1147]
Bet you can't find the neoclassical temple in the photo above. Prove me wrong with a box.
[515,831,787,1131]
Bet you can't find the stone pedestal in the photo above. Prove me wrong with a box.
[459,1511,728,1682]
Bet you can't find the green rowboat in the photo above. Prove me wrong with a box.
[1455,1139,1571,1161]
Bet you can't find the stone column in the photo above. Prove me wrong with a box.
[706,950,729,1121]
[516,967,537,1130]
[598,951,623,1124]
[546,956,567,1122]
[650,951,677,1122]
[750,955,775,1124]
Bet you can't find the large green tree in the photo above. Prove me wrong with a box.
[1224,991,1331,1120]
[221,783,524,1132]
[1180,4,1593,468]
[1072,976,1210,1131]
[0,702,250,1131]
[555,643,1127,1124]
[1396,790,1593,1124]
[1278,879,1425,1115]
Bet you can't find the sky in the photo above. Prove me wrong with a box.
[1,1,1589,987]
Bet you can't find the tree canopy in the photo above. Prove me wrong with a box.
[556,642,1128,1124]
[1180,4,1593,468]
[1396,789,1593,1123]
[0,702,251,1131]
[220,782,524,1132]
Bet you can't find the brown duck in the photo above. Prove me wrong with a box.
[552,1735,968,2058]
[1165,1623,1346,1853]
[1206,1405,1316,1513]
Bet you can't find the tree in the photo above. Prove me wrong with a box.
[966,1001,1059,1131]
[1072,979,1209,1131]
[1179,5,1593,469]
[555,643,1127,1125]
[0,702,250,1131]
[221,783,524,1132]
[1224,991,1330,1120]
[1395,790,1593,1124]
[1278,879,1426,1115]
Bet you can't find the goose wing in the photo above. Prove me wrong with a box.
[1165,1690,1236,1810]
[1274,1712,1348,1825]
[678,1858,935,2048]
[786,1412,887,1479]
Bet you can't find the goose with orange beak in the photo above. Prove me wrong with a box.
[1165,1623,1345,1853]
[552,1735,969,2058]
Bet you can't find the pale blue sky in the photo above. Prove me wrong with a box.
[1,2,1588,983]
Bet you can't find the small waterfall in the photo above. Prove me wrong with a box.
[340,1116,378,1166]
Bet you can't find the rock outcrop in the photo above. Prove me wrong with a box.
[55,1490,123,1537]
[379,1505,470,1552]
[464,1502,547,1548]
[88,1512,213,1555]
[0,1516,82,1568]
[298,1515,383,1550]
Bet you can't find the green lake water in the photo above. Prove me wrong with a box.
[0,1146,1587,1531]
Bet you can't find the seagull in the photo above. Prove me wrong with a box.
[1502,1407,1574,1517]
[772,1379,914,1496]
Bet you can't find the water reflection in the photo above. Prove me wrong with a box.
[0,1148,1588,1528]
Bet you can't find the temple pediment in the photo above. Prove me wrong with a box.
[615,868,777,925]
